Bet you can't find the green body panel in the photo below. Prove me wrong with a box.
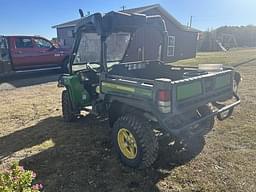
[63,75,91,109]
[176,73,232,101]
[215,73,232,89]
[176,81,202,101]
[135,87,152,98]
[101,82,152,99]
[60,70,233,115]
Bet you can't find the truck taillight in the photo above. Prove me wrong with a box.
[158,90,171,113]
[158,90,170,101]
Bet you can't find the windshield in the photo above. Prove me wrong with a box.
[73,33,101,65]
[72,32,131,72]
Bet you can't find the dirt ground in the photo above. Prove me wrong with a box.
[0,51,256,191]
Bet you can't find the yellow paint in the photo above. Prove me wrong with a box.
[117,128,137,159]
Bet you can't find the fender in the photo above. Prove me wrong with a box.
[58,74,91,110]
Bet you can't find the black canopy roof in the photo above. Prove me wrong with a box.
[75,11,167,35]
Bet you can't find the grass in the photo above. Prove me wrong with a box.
[173,48,256,66]
[0,48,255,191]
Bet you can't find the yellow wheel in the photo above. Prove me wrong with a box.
[113,114,159,169]
[117,128,137,159]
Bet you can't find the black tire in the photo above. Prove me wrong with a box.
[171,105,213,156]
[172,135,205,163]
[112,114,159,169]
[198,104,215,133]
[62,90,76,122]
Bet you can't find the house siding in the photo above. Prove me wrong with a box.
[54,6,198,62]
[123,24,164,62]
[57,26,76,48]
[143,8,198,62]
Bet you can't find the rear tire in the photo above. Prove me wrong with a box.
[198,104,215,133]
[62,90,76,122]
[171,105,213,157]
[112,114,159,169]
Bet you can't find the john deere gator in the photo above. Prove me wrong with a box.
[58,11,241,169]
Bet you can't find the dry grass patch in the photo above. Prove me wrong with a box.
[0,48,255,191]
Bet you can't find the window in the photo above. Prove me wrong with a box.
[167,36,175,56]
[106,32,131,62]
[34,38,52,49]
[67,30,75,38]
[15,38,33,48]
[73,33,101,64]
[59,39,66,46]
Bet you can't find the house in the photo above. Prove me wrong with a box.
[52,4,200,62]
[122,4,200,62]
[52,18,82,48]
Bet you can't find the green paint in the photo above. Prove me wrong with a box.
[101,82,152,98]
[215,74,231,89]
[135,88,152,98]
[176,81,202,101]
[102,82,135,93]
[63,75,91,108]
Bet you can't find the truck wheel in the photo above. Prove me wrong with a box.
[62,90,76,122]
[112,114,159,169]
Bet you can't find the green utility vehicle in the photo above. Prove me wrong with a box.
[58,12,241,169]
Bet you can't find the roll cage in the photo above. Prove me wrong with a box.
[69,11,168,74]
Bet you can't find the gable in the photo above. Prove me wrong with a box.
[123,5,200,33]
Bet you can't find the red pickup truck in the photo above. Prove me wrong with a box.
[0,35,71,75]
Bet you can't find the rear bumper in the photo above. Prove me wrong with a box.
[159,92,240,138]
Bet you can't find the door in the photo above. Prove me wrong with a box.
[33,37,62,65]
[0,36,11,73]
[11,37,38,69]
[0,36,9,62]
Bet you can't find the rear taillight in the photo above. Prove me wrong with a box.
[158,90,170,101]
[157,90,171,113]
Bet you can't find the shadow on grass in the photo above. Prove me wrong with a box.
[0,115,205,192]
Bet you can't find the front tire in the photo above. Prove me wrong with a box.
[62,90,76,122]
[112,114,159,169]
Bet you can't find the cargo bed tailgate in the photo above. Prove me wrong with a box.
[171,70,234,113]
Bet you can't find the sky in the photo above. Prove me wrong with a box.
[1,0,256,39]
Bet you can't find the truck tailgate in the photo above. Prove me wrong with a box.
[171,70,234,113]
